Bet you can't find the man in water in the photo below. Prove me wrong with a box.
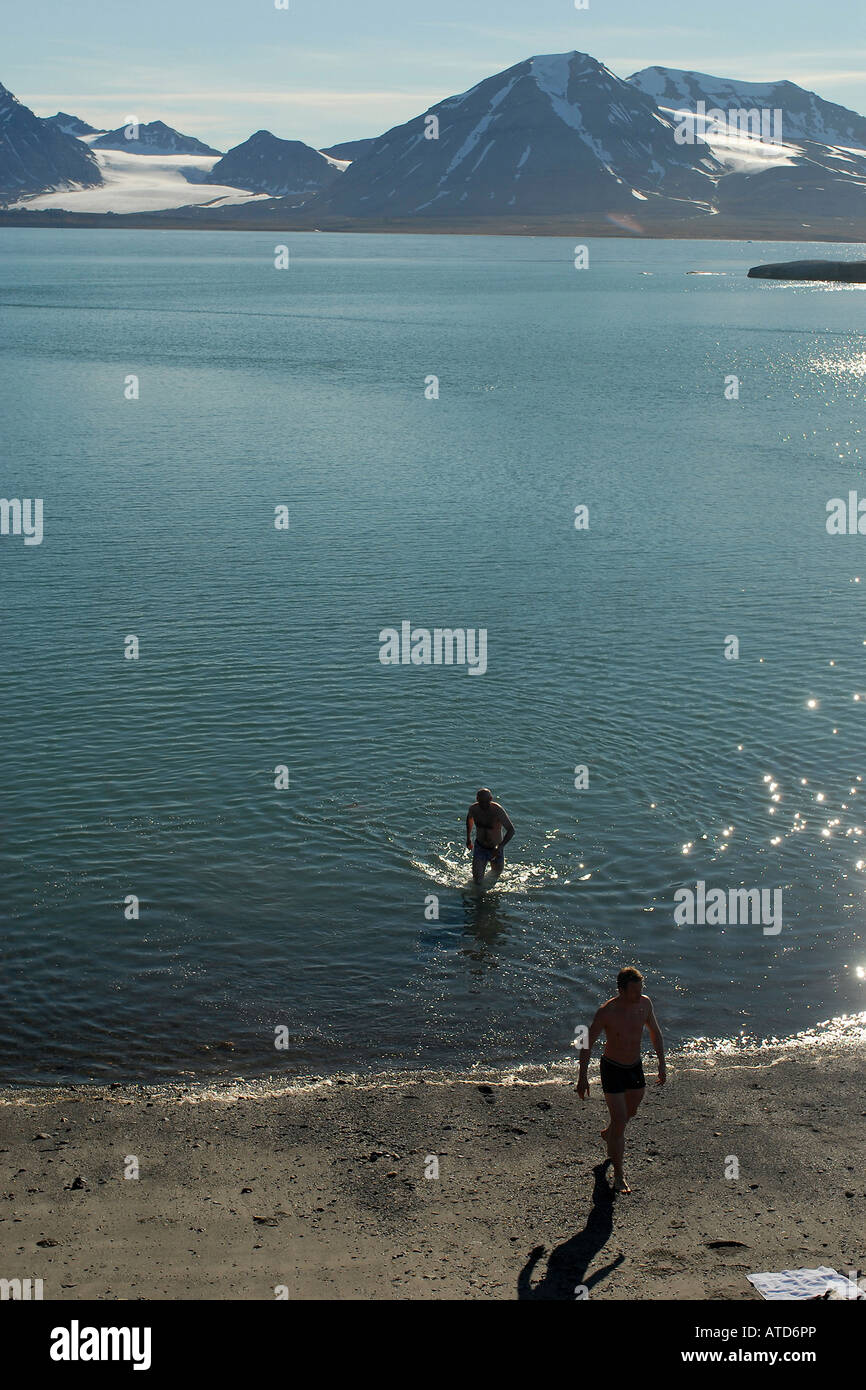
[465,788,515,886]
[576,967,666,1193]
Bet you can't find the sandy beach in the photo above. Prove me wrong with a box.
[1,1041,862,1301]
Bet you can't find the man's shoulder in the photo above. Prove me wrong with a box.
[600,995,618,1012]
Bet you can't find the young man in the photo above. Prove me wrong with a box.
[576,967,666,1193]
[465,788,515,886]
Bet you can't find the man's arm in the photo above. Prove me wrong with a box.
[576,1006,605,1099]
[495,804,515,847]
[645,999,666,1085]
[465,808,475,851]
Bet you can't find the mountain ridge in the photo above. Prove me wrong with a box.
[90,120,221,156]
[43,111,100,137]
[311,52,723,221]
[208,130,341,197]
[0,82,102,198]
[628,66,866,148]
[5,52,866,236]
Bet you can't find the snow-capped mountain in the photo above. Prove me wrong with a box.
[208,130,342,197]
[627,66,866,221]
[43,111,99,137]
[7,51,866,232]
[313,52,722,220]
[628,68,866,150]
[0,82,102,198]
[91,120,221,156]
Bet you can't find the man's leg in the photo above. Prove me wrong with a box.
[471,846,486,885]
[488,848,504,883]
[602,1091,628,1190]
[612,1087,646,1193]
[625,1086,645,1123]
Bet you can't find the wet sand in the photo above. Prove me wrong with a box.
[1,1043,862,1300]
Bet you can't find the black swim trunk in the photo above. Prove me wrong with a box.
[600,1056,646,1094]
[473,842,504,872]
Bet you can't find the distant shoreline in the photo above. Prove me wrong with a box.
[1,208,865,242]
[3,1017,862,1098]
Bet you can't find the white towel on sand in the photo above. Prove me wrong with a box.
[748,1267,862,1300]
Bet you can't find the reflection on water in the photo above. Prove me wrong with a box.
[2,230,866,1082]
[808,349,866,381]
[460,886,513,964]
[678,1010,866,1055]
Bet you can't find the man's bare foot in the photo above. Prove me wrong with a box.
[613,1173,632,1194]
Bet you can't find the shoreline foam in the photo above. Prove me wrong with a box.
[3,1012,863,1106]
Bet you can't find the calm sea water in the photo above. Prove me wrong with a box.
[1,229,864,1083]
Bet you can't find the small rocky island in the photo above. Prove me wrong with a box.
[748,260,866,282]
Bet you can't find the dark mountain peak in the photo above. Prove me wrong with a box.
[240,130,320,155]
[208,131,342,198]
[311,48,721,222]
[0,79,102,199]
[44,111,99,136]
[91,121,221,156]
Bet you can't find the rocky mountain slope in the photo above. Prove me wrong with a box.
[0,82,102,198]
[208,130,341,197]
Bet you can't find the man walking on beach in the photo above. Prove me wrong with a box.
[576,967,666,1193]
[465,788,515,886]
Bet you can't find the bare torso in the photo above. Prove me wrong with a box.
[599,994,651,1065]
[469,801,510,848]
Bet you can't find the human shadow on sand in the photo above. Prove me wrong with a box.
[517,1162,624,1300]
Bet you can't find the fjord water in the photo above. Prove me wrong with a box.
[1,229,864,1084]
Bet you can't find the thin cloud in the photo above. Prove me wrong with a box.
[26,90,443,109]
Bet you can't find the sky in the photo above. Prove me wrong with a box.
[3,0,866,152]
